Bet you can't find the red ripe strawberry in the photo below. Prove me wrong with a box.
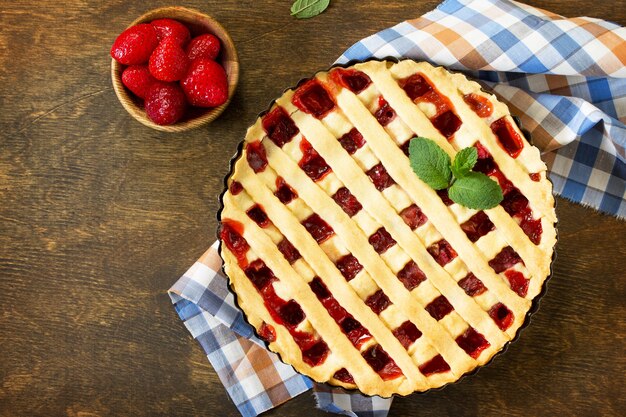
[181,59,228,107]
[111,23,159,65]
[186,34,221,60]
[149,37,190,82]
[151,18,191,45]
[145,82,187,125]
[121,65,156,99]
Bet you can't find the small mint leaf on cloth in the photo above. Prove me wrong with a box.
[409,137,452,190]
[451,147,478,179]
[448,172,503,209]
[291,0,330,19]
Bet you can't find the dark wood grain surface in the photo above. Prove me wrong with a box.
[1,1,625,416]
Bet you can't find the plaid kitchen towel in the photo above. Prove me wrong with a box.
[169,1,626,416]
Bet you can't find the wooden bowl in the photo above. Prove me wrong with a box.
[111,6,239,132]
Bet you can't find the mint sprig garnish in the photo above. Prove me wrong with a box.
[451,147,478,179]
[291,0,330,19]
[408,137,451,190]
[408,137,503,210]
[448,172,503,209]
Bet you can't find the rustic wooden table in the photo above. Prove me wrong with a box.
[1,1,625,416]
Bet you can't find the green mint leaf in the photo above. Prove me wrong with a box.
[291,0,330,19]
[408,137,452,190]
[451,147,478,179]
[448,172,503,210]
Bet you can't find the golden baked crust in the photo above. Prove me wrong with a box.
[219,60,557,397]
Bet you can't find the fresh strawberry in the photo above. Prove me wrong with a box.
[111,23,159,65]
[151,18,191,45]
[148,37,190,82]
[121,65,156,99]
[186,34,221,60]
[181,58,228,107]
[144,82,187,125]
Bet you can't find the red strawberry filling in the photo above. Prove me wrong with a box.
[333,368,355,384]
[489,246,522,273]
[299,139,331,181]
[393,321,422,349]
[262,107,299,148]
[418,354,450,376]
[366,163,395,191]
[220,220,248,266]
[427,239,457,266]
[365,290,391,315]
[338,128,365,154]
[335,254,363,281]
[243,261,330,367]
[489,302,514,331]
[456,327,490,359]
[229,181,243,195]
[332,187,362,217]
[400,204,427,229]
[274,177,297,204]
[246,141,268,173]
[437,189,454,206]
[491,117,524,158]
[368,227,396,254]
[463,93,493,117]
[258,322,276,343]
[331,68,372,94]
[504,270,529,297]
[244,259,276,291]
[277,239,301,264]
[431,110,462,139]
[461,211,495,242]
[425,295,454,321]
[362,345,403,380]
[401,73,433,101]
[292,79,335,119]
[246,204,269,227]
[278,300,305,326]
[302,214,334,243]
[302,341,330,367]
[458,273,486,297]
[397,260,426,291]
[374,98,396,126]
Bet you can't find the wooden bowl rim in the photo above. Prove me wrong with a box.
[110,6,239,132]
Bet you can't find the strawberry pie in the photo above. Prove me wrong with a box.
[219,60,557,397]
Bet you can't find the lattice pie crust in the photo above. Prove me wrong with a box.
[219,60,557,397]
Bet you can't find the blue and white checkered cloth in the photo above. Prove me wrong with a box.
[170,1,626,416]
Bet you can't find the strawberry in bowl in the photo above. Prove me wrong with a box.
[110,7,239,132]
